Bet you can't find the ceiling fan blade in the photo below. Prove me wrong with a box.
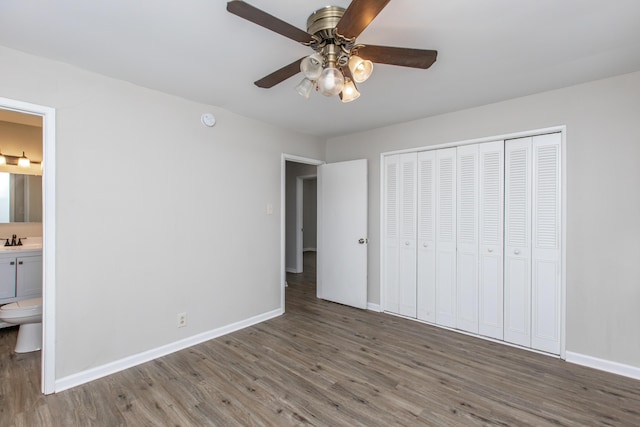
[357,45,438,69]
[336,0,391,39]
[254,58,304,88]
[227,1,313,44]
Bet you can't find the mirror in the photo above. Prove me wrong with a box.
[0,172,42,223]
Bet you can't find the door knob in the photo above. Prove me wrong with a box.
[423,243,428,248]
[488,248,494,253]
[405,241,410,246]
[514,249,520,255]
[358,238,368,244]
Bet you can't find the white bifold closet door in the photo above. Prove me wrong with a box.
[383,155,400,314]
[383,153,417,317]
[455,141,505,336]
[456,144,479,333]
[531,133,562,354]
[504,137,533,347]
[417,150,436,322]
[435,147,457,327]
[478,141,505,340]
[504,133,561,353]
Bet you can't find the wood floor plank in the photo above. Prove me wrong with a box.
[1,252,639,425]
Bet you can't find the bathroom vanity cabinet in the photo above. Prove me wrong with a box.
[0,249,42,304]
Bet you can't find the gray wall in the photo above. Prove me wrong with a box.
[303,178,317,250]
[285,162,317,271]
[0,46,325,380]
[326,71,640,369]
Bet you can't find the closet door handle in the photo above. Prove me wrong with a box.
[405,241,410,246]
[514,249,520,255]
[423,243,428,248]
[488,248,494,253]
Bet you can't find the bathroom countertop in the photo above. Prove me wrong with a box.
[0,245,42,254]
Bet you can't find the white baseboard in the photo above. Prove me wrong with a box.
[303,248,317,252]
[367,302,382,312]
[566,351,640,380]
[54,308,283,392]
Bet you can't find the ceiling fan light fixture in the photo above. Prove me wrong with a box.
[317,67,344,97]
[340,79,360,103]
[348,55,373,83]
[295,78,315,99]
[300,53,323,80]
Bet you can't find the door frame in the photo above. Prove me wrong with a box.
[379,125,566,359]
[295,174,317,273]
[281,154,324,312]
[0,96,56,394]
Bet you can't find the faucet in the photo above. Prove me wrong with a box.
[0,234,25,246]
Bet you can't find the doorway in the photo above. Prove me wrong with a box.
[280,154,323,312]
[0,97,56,394]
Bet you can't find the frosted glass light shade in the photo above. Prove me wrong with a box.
[317,67,344,96]
[295,78,314,99]
[300,53,323,80]
[17,152,30,168]
[340,79,360,103]
[348,55,373,83]
[0,154,5,165]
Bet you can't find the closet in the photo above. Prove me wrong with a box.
[383,132,561,355]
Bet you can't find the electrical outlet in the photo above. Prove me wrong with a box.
[177,312,187,328]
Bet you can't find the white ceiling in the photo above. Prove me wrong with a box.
[1,0,640,138]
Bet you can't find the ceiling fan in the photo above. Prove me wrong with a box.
[226,0,438,102]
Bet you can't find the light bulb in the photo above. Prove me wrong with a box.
[0,153,5,165]
[295,78,314,99]
[18,152,30,168]
[317,67,344,97]
[340,79,360,103]
[300,53,323,80]
[348,55,373,83]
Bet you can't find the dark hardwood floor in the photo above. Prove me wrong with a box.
[1,251,639,426]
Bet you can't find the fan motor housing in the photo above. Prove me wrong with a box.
[306,6,345,39]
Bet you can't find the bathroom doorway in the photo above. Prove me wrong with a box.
[0,97,56,394]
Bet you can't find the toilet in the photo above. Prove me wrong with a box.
[0,297,43,353]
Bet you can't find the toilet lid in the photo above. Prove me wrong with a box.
[1,297,42,311]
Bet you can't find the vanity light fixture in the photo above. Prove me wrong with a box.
[0,150,40,168]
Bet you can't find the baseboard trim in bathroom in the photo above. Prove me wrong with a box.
[54,307,283,393]
[366,302,382,312]
[565,351,640,381]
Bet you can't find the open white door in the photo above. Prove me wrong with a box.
[317,159,368,309]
